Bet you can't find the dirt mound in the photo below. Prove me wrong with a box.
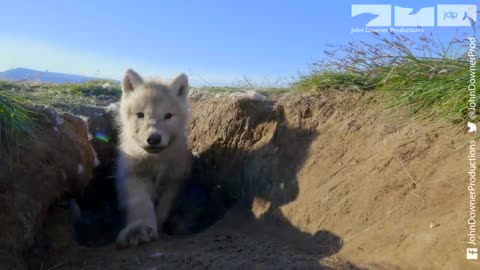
[3,91,476,269]
[189,91,477,269]
[0,109,97,270]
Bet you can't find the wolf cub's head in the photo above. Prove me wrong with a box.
[120,69,189,154]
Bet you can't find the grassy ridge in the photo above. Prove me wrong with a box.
[0,80,121,153]
[0,32,477,152]
[2,80,121,108]
[294,32,479,121]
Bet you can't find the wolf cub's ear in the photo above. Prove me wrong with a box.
[170,73,189,99]
[122,69,144,93]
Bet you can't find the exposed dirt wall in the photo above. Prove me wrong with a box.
[0,109,96,270]
[188,91,478,269]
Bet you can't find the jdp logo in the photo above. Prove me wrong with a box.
[438,5,477,26]
[352,4,477,27]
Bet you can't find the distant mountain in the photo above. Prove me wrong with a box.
[0,68,115,84]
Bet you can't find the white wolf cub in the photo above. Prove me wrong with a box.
[115,69,192,248]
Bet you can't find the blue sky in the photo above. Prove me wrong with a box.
[0,0,476,86]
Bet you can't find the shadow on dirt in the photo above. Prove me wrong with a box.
[183,100,349,268]
[67,98,355,269]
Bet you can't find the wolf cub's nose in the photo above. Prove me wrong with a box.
[147,134,162,146]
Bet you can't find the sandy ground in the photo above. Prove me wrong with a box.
[47,208,358,270]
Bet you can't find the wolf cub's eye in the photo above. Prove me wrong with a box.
[136,112,144,119]
[164,113,173,120]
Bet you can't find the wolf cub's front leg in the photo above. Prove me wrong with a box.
[155,183,182,227]
[116,176,158,248]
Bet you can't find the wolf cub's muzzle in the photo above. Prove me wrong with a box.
[144,134,164,153]
[147,134,162,146]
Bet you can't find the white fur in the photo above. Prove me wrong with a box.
[115,69,192,248]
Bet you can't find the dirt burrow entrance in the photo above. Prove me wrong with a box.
[2,91,477,269]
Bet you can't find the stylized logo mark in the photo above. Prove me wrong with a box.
[394,6,435,26]
[352,5,392,26]
[438,5,477,26]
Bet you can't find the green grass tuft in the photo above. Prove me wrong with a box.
[0,79,121,153]
[294,71,376,91]
[0,91,34,154]
[294,30,480,121]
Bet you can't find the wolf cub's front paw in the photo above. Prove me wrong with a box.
[116,222,158,248]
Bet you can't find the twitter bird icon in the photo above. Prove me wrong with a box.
[468,122,477,133]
